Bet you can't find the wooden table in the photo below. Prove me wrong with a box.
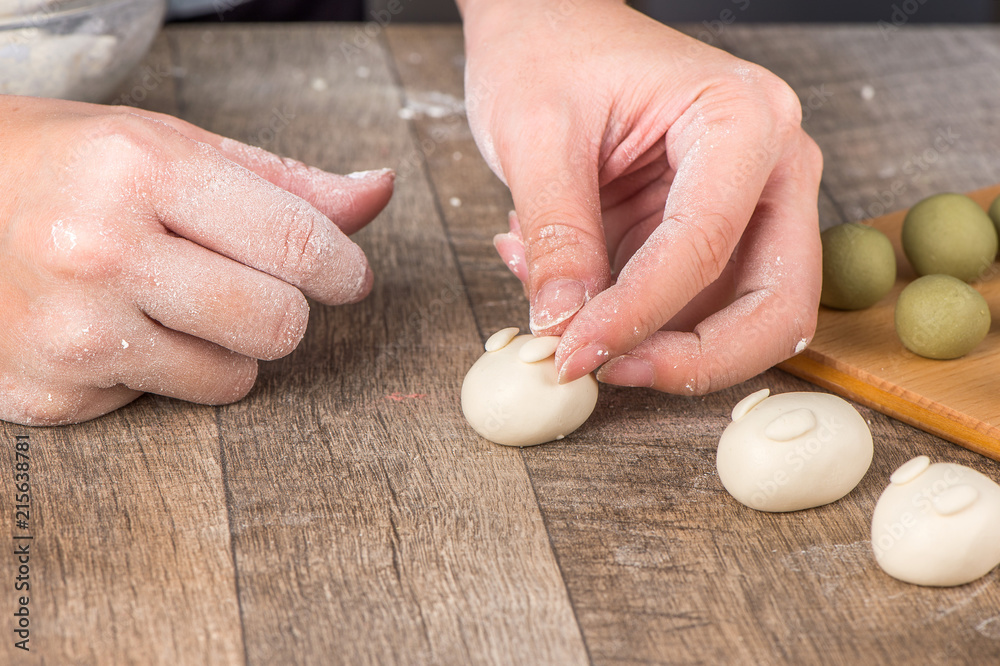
[5,22,1000,665]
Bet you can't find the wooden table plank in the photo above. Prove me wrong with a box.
[0,404,246,665]
[718,26,1000,217]
[1,36,246,666]
[383,26,524,339]
[164,24,587,665]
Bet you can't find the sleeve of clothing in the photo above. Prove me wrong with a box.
[167,0,252,20]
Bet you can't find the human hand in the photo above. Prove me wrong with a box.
[459,0,822,393]
[0,96,393,425]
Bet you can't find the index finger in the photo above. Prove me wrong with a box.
[147,123,373,306]
[502,105,612,337]
[554,99,790,382]
[124,107,394,235]
[598,131,823,393]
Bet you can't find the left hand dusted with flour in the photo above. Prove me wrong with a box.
[0,97,393,425]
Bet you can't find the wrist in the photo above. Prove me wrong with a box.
[458,0,627,51]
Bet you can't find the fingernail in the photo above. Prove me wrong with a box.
[507,210,523,237]
[596,355,654,387]
[493,233,528,282]
[345,167,394,180]
[530,279,587,333]
[558,342,610,384]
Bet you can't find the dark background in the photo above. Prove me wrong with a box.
[177,0,999,23]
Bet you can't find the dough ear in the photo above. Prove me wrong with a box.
[731,388,770,421]
[518,336,560,363]
[932,484,979,516]
[890,456,931,485]
[763,408,817,442]
[485,327,520,352]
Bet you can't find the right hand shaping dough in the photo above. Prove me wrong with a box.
[0,96,394,425]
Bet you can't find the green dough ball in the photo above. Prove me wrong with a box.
[820,223,897,310]
[989,192,1000,241]
[894,274,991,360]
[901,193,998,282]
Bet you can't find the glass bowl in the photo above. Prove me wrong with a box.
[0,0,167,102]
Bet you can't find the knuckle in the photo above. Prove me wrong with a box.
[2,386,87,426]
[258,291,309,360]
[38,217,126,281]
[36,308,114,369]
[762,77,804,128]
[801,134,825,175]
[68,113,163,183]
[28,291,122,368]
[272,205,320,278]
[717,64,802,132]
[524,214,604,268]
[690,362,732,396]
[669,212,735,287]
[687,347,738,396]
[690,363,715,396]
[207,355,259,404]
[635,307,671,342]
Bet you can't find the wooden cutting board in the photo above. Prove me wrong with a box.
[778,184,1000,461]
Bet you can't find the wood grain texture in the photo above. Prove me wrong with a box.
[5,22,1000,666]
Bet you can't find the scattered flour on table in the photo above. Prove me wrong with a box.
[781,541,871,577]
[397,90,465,120]
[924,579,992,623]
[976,615,1000,640]
[781,541,872,597]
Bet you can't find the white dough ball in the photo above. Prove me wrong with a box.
[871,456,1000,587]
[716,388,873,512]
[462,329,599,447]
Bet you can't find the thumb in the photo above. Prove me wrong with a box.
[504,126,611,336]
